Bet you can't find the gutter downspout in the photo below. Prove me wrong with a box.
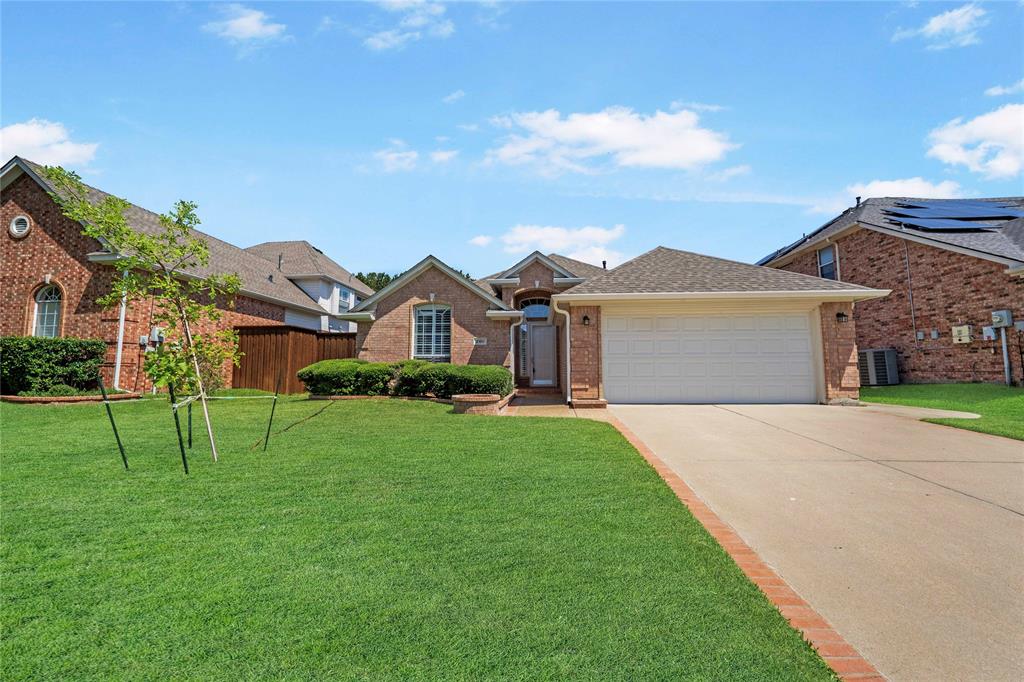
[508,319,517,378]
[553,300,571,404]
[113,270,128,390]
[902,240,919,345]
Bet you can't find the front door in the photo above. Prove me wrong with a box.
[530,323,556,386]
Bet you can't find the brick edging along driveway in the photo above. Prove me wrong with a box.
[604,414,885,682]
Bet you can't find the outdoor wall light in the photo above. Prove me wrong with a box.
[836,311,849,323]
[582,315,591,326]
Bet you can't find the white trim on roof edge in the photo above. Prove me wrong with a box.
[336,311,376,322]
[496,251,575,280]
[552,289,890,303]
[351,255,512,313]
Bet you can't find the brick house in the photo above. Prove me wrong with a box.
[340,247,887,405]
[759,197,1024,385]
[1,156,366,392]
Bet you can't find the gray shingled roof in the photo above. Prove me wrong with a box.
[759,197,1024,266]
[245,240,374,297]
[564,246,874,295]
[546,253,609,280]
[13,157,325,314]
[476,252,608,291]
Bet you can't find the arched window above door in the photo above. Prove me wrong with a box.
[518,297,550,319]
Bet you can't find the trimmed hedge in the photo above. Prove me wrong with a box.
[296,359,513,399]
[0,336,107,395]
[295,359,392,396]
[395,363,513,399]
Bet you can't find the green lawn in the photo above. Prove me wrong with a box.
[1,397,832,681]
[860,383,1024,441]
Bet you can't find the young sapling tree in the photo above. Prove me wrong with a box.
[43,166,242,461]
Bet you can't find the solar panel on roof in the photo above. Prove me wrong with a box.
[886,217,1005,231]
[887,206,1024,220]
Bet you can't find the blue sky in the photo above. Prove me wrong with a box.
[2,1,1022,277]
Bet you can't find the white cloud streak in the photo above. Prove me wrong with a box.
[927,104,1024,178]
[442,89,465,104]
[810,177,963,214]
[364,1,454,51]
[203,4,288,50]
[486,106,737,175]
[373,140,418,172]
[0,119,99,166]
[497,224,627,266]
[430,149,459,163]
[985,78,1024,97]
[468,235,493,247]
[892,3,988,49]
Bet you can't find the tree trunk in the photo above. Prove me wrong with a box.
[179,311,219,463]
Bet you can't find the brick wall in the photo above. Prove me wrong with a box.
[2,172,285,392]
[568,305,602,400]
[355,266,512,366]
[819,302,859,402]
[779,228,1024,384]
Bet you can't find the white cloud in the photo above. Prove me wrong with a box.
[468,235,493,247]
[364,1,454,51]
[430,149,459,163]
[707,164,751,182]
[0,119,98,166]
[810,177,963,214]
[373,140,418,172]
[670,100,727,113]
[498,223,627,266]
[892,3,987,49]
[202,4,288,49]
[985,78,1024,97]
[442,89,465,104]
[927,104,1024,178]
[457,123,480,132]
[486,106,737,175]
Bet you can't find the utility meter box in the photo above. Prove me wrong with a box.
[951,325,972,344]
[982,326,997,341]
[991,310,1013,328]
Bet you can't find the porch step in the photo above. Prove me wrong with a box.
[516,387,562,396]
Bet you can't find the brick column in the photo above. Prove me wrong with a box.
[820,302,859,403]
[569,305,602,400]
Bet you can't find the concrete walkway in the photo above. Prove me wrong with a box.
[611,404,1024,682]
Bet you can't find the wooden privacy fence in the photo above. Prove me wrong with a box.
[233,326,357,393]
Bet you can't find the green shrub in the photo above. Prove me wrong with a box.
[296,359,391,396]
[394,362,513,399]
[298,358,513,399]
[0,336,107,395]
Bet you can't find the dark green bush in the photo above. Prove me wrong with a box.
[298,358,513,399]
[394,362,513,399]
[296,359,391,396]
[0,336,107,395]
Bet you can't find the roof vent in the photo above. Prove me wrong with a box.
[277,254,284,270]
[855,196,861,207]
[268,274,274,282]
[9,215,30,238]
[602,260,607,270]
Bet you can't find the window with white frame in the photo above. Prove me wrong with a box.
[817,245,837,280]
[414,304,451,360]
[33,285,62,337]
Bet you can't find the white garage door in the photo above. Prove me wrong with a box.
[603,312,817,404]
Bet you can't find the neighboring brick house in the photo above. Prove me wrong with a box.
[1,156,365,392]
[759,197,1024,385]
[340,247,886,405]
[245,241,373,333]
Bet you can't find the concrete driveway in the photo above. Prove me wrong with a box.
[611,404,1024,682]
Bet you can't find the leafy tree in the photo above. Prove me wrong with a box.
[43,166,242,462]
[355,268,473,293]
[355,271,397,292]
